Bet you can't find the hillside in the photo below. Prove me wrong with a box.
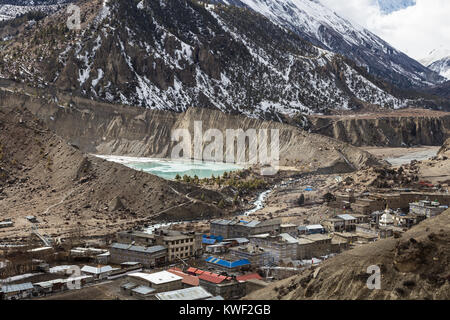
[0,84,382,174]
[308,109,450,147]
[0,0,439,118]
[0,104,226,242]
[244,209,450,300]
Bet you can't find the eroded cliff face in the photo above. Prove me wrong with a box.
[0,87,380,174]
[308,110,450,147]
[438,138,450,157]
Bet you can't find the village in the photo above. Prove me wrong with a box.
[1,186,448,301]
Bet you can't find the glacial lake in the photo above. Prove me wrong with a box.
[94,155,243,180]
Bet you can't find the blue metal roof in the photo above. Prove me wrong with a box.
[202,238,216,245]
[205,256,250,268]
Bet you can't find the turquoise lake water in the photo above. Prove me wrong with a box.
[95,155,242,180]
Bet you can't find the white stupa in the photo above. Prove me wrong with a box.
[379,207,394,227]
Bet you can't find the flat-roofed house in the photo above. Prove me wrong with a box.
[210,219,281,238]
[322,218,345,233]
[117,231,155,246]
[336,214,358,231]
[110,243,167,268]
[127,271,183,293]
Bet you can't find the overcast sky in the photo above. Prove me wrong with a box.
[320,0,450,60]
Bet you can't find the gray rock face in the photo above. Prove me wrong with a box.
[212,0,444,89]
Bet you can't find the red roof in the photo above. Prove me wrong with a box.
[167,269,200,287]
[236,273,262,282]
[187,267,197,274]
[199,273,227,284]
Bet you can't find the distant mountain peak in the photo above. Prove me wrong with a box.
[420,47,450,80]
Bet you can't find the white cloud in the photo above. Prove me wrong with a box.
[320,0,450,60]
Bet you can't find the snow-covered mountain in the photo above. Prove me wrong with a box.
[0,0,72,22]
[420,48,450,80]
[211,0,443,89]
[0,0,420,118]
[377,0,416,14]
[420,47,450,67]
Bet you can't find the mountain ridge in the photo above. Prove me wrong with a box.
[0,0,433,119]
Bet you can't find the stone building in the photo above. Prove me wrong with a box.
[229,245,273,266]
[409,200,448,218]
[153,229,203,262]
[210,219,281,238]
[198,273,246,300]
[248,233,298,263]
[117,231,155,246]
[110,243,167,268]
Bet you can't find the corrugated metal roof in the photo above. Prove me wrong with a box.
[81,265,113,274]
[120,282,138,290]
[205,256,250,268]
[202,238,216,245]
[337,214,357,221]
[1,282,34,293]
[111,243,166,254]
[156,286,212,300]
[132,285,155,295]
[225,238,249,244]
[280,233,299,244]
[245,221,260,228]
[306,224,324,230]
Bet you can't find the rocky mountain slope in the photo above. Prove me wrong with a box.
[0,103,227,242]
[211,0,443,89]
[0,0,441,119]
[308,109,450,147]
[0,84,382,174]
[0,0,71,22]
[245,209,450,300]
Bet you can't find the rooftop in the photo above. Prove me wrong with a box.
[111,243,166,254]
[236,273,263,282]
[155,286,212,300]
[279,233,299,244]
[132,285,156,295]
[129,271,183,285]
[205,256,251,269]
[81,265,113,274]
[337,214,357,221]
[0,282,33,293]
[167,268,199,286]
[301,234,331,242]
[306,224,324,230]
